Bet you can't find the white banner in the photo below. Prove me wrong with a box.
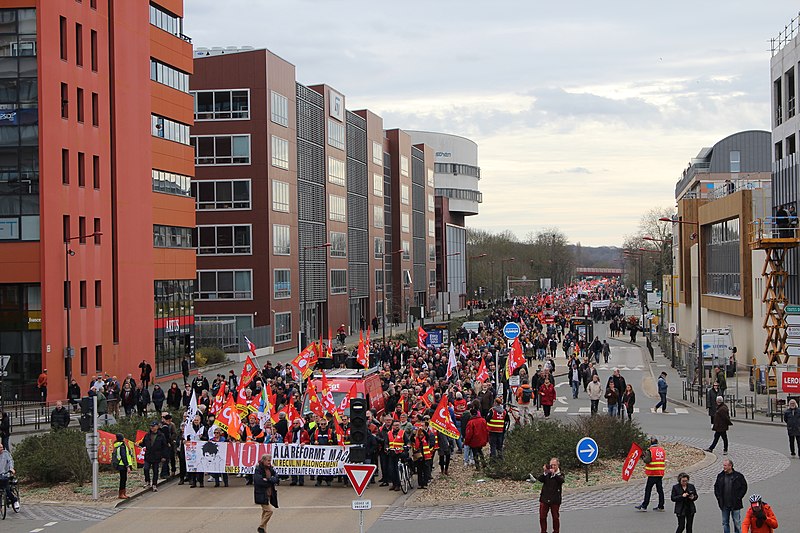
[590,299,610,309]
[185,442,353,476]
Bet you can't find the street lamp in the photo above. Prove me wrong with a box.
[381,248,404,342]
[500,257,515,301]
[468,253,487,318]
[300,242,331,350]
[65,231,102,395]
[445,252,461,320]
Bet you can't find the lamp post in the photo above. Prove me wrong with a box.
[381,248,403,342]
[468,253,487,318]
[64,231,102,395]
[300,242,331,351]
[445,252,461,320]
[644,235,675,366]
[490,260,495,301]
[500,257,515,301]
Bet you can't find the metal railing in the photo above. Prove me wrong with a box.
[749,217,800,243]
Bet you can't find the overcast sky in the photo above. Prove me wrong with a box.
[185,1,797,246]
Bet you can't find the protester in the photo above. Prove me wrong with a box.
[539,377,556,418]
[138,421,169,492]
[464,408,488,470]
[705,396,732,455]
[535,457,564,533]
[605,381,619,417]
[50,400,70,429]
[742,494,778,533]
[636,437,666,512]
[112,433,134,499]
[0,442,18,511]
[714,458,748,533]
[253,454,279,533]
[782,398,800,456]
[707,382,721,424]
[621,384,636,420]
[0,408,9,450]
[671,472,698,533]
[655,372,668,413]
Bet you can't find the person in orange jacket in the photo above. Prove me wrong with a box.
[742,494,778,533]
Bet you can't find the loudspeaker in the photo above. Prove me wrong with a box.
[348,398,368,463]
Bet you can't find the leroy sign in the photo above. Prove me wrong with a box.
[782,371,800,394]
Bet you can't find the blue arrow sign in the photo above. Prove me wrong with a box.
[576,436,599,465]
[503,322,521,340]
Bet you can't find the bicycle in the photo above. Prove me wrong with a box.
[397,453,414,494]
[0,472,19,520]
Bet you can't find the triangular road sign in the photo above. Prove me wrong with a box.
[343,463,377,498]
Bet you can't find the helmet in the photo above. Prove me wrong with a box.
[749,494,762,503]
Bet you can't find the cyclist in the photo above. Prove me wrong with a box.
[0,442,18,512]
[385,419,409,491]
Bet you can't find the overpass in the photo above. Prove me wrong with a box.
[575,267,623,277]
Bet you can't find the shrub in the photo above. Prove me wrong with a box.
[13,429,92,485]
[195,346,227,367]
[573,415,649,458]
[101,409,185,441]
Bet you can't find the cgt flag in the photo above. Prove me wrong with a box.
[505,337,525,379]
[417,326,428,349]
[621,442,644,482]
[430,395,459,439]
[240,354,258,388]
[475,357,489,383]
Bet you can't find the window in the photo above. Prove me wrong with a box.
[193,89,249,120]
[197,270,253,300]
[429,269,436,288]
[272,180,289,212]
[94,280,101,307]
[375,269,384,290]
[76,87,84,122]
[373,205,384,228]
[93,218,101,244]
[91,92,98,126]
[80,347,87,375]
[154,225,193,249]
[92,155,100,189]
[191,135,250,165]
[274,312,291,343]
[90,30,97,71]
[372,140,382,165]
[75,23,83,66]
[730,150,741,173]
[427,193,434,212]
[373,173,383,197]
[63,214,70,243]
[428,219,435,237]
[329,195,346,222]
[192,179,250,210]
[400,155,409,177]
[95,345,102,372]
[328,157,346,186]
[327,119,345,149]
[330,231,346,258]
[61,149,69,184]
[79,216,86,243]
[151,115,190,144]
[153,169,191,197]
[434,163,480,179]
[374,237,384,259]
[61,83,68,118]
[401,212,410,233]
[274,269,291,299]
[60,16,67,61]
[704,218,741,298]
[401,240,410,260]
[427,168,435,187]
[400,184,409,205]
[150,59,189,93]
[194,225,250,254]
[149,3,184,38]
[271,91,288,126]
[273,224,290,255]
[80,280,87,308]
[429,243,435,262]
[271,136,289,169]
[331,269,347,294]
[77,152,85,187]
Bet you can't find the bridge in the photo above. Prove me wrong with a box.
[575,267,623,277]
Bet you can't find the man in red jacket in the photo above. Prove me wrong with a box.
[464,408,488,470]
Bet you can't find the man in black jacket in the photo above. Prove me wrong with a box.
[138,421,169,491]
[535,457,565,533]
[50,400,70,429]
[713,458,747,533]
[254,454,279,533]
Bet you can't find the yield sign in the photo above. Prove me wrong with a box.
[344,463,376,498]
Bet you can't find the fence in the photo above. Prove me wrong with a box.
[195,320,238,352]
[237,325,272,353]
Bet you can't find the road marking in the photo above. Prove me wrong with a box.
[44,523,58,527]
[578,407,590,413]
[674,408,689,414]
[555,382,569,388]
[557,397,568,404]
[125,504,392,510]
[30,529,44,533]
[554,407,569,412]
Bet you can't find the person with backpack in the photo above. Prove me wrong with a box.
[742,494,778,533]
[112,433,134,499]
[515,379,535,425]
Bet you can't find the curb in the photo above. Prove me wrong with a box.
[115,476,179,508]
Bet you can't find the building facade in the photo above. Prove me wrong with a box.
[0,0,195,401]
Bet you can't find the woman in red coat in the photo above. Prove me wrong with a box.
[539,378,556,418]
[464,408,488,470]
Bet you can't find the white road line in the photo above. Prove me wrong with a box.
[674,408,689,414]
[30,529,44,533]
[554,407,569,412]
[578,407,590,413]
[555,382,569,388]
[44,523,58,527]
[557,397,568,404]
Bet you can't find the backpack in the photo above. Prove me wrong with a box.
[521,387,533,403]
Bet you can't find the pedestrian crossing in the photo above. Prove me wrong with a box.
[550,406,689,416]
[593,364,645,371]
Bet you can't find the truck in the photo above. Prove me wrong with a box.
[302,367,385,416]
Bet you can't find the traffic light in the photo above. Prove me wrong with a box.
[348,398,368,463]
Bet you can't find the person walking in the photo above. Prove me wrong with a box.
[782,398,800,456]
[539,377,556,418]
[605,381,619,417]
[36,368,48,403]
[137,420,169,492]
[671,472,698,533]
[705,396,732,455]
[50,400,70,429]
[714,458,748,533]
[707,382,721,424]
[0,408,9,451]
[602,340,611,363]
[181,356,190,386]
[112,433,134,499]
[636,437,666,512]
[535,457,564,533]
[515,379,535,425]
[742,494,778,533]
[655,372,669,413]
[621,384,636,420]
[464,408,488,470]
[485,398,507,459]
[253,453,279,533]
[587,374,603,415]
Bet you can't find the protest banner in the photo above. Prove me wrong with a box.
[185,442,353,476]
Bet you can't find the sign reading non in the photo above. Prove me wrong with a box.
[576,437,599,465]
[503,322,521,340]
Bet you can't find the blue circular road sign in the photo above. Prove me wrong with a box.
[576,437,599,465]
[503,322,521,339]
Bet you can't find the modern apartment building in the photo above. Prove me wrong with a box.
[0,1,195,401]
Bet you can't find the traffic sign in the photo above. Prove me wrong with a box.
[788,326,800,337]
[576,437,599,465]
[344,463,376,498]
[786,305,800,314]
[0,371,7,377]
[352,499,372,510]
[788,346,800,357]
[668,323,677,334]
[788,315,800,326]
[503,322,521,340]
[0,355,9,371]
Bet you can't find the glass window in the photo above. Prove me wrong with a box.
[429,269,436,288]
[272,180,289,212]
[401,212,410,233]
[328,156,345,186]
[427,168,435,187]
[427,193,434,212]
[400,155,409,177]
[400,184,409,205]
[373,173,383,197]
[274,312,291,343]
[150,59,189,93]
[191,134,250,165]
[149,3,183,38]
[429,243,435,262]
[271,135,289,169]
[330,231,346,258]
[153,225,192,248]
[428,219,435,237]
[704,218,741,298]
[153,169,192,197]
[271,91,288,127]
[373,205,384,228]
[375,269,384,289]
[273,224,290,255]
[196,270,252,300]
[192,179,250,209]
[329,194,346,222]
[192,89,249,120]
[401,240,410,260]
[194,225,251,255]
[372,140,382,165]
[274,269,291,299]
[374,237,384,259]
[151,114,190,145]
[327,119,345,150]
[730,150,741,173]
[330,269,347,294]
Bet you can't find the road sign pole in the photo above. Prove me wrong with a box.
[585,464,588,483]
[92,394,99,500]
[359,506,364,533]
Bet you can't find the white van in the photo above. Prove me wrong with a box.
[462,321,483,334]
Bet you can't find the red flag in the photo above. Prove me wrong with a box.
[240,354,258,388]
[622,442,644,481]
[320,370,338,414]
[339,381,358,413]
[446,343,457,380]
[244,335,257,356]
[409,365,416,384]
[210,381,226,415]
[306,381,324,417]
[326,328,333,358]
[417,326,428,349]
[421,386,435,408]
[505,337,525,379]
[429,396,459,439]
[357,331,368,368]
[459,342,469,359]
[475,357,489,383]
[281,402,301,424]
[215,394,243,439]
[291,343,318,379]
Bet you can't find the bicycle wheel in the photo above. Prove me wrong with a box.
[399,464,409,494]
[1,490,6,520]
[11,484,18,513]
